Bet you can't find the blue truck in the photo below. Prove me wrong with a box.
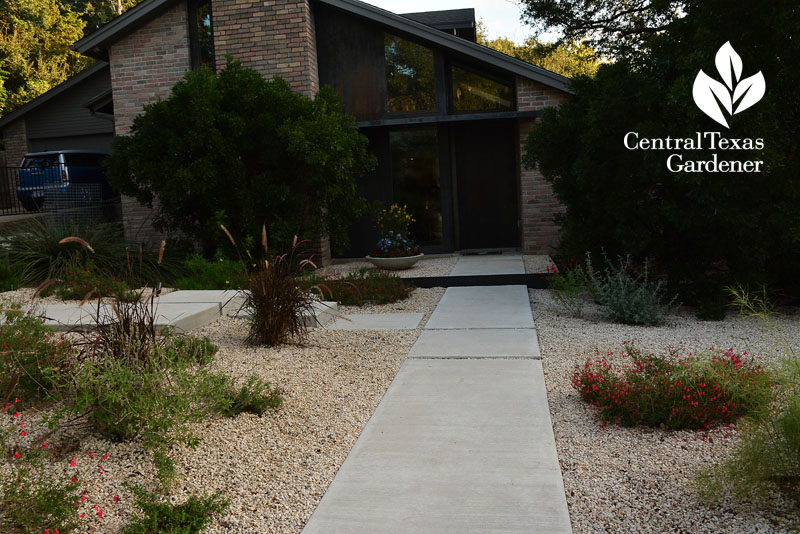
[16,150,119,212]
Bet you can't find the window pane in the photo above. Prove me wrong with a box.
[385,34,436,113]
[390,128,442,247]
[197,0,215,69]
[451,65,513,112]
[64,154,104,167]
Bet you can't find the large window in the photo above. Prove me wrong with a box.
[190,0,215,70]
[390,128,442,247]
[385,34,436,113]
[450,65,513,112]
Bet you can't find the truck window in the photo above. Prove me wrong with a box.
[22,155,59,168]
[63,154,105,167]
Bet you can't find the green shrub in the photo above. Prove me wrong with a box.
[0,401,83,533]
[698,287,800,507]
[0,308,70,403]
[0,453,80,534]
[106,59,375,256]
[122,483,228,534]
[546,256,590,317]
[173,254,247,290]
[572,345,773,430]
[304,267,412,306]
[522,3,800,304]
[216,374,282,417]
[586,252,677,325]
[0,254,20,292]
[40,260,137,302]
[66,299,228,485]
[166,335,219,366]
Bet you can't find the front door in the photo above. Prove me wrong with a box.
[453,120,519,250]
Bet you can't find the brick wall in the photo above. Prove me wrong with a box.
[109,1,191,248]
[1,119,28,168]
[517,76,568,254]
[213,0,319,97]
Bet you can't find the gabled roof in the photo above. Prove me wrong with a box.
[402,8,475,31]
[0,62,109,129]
[72,0,181,60]
[318,0,570,92]
[71,0,571,93]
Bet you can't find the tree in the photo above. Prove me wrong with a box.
[517,0,684,57]
[65,0,144,36]
[0,0,91,115]
[106,59,376,256]
[523,0,800,302]
[476,21,599,78]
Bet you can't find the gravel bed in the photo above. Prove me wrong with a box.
[0,286,176,308]
[317,255,457,278]
[336,287,445,329]
[532,289,800,533]
[1,287,442,533]
[523,254,553,274]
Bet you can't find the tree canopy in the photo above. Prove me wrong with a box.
[476,21,599,78]
[518,0,684,57]
[523,0,800,303]
[0,0,145,117]
[0,0,91,115]
[106,59,375,256]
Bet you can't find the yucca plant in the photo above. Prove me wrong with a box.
[221,225,317,346]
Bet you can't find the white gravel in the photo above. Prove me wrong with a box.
[523,254,554,274]
[532,289,800,533]
[319,255,457,278]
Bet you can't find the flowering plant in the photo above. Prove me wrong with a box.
[370,205,421,258]
[369,230,422,258]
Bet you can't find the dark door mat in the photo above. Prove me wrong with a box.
[407,273,550,289]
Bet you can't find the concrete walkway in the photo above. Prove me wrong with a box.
[303,266,572,533]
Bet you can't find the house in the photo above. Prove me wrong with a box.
[0,0,570,262]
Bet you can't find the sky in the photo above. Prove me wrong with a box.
[361,0,537,43]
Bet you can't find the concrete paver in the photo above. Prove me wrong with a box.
[408,328,541,359]
[34,292,337,331]
[424,285,535,329]
[39,302,221,332]
[449,253,525,276]
[327,313,424,331]
[302,359,571,533]
[158,289,243,315]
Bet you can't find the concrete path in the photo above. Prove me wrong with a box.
[303,284,571,533]
[449,253,525,276]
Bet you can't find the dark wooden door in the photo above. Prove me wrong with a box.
[453,120,519,249]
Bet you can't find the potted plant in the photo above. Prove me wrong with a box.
[366,204,423,270]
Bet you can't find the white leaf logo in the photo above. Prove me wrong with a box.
[692,42,765,128]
